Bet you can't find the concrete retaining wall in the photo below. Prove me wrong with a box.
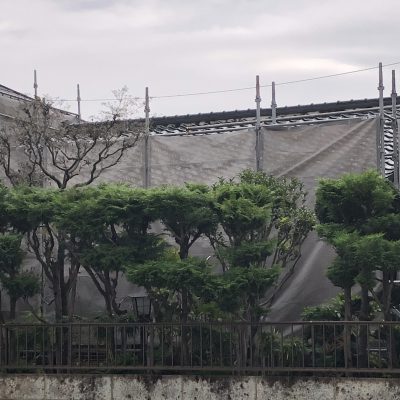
[1,375,400,400]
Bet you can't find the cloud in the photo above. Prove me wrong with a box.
[1,0,399,118]
[54,0,132,11]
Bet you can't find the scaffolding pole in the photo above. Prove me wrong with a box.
[255,75,263,171]
[34,69,38,99]
[271,81,277,124]
[77,84,81,122]
[392,70,399,189]
[144,86,151,188]
[378,62,385,175]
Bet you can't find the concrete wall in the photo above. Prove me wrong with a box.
[1,375,400,400]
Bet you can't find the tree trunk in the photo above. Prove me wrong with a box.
[9,297,17,321]
[52,267,63,323]
[0,291,4,324]
[381,271,398,367]
[179,245,189,260]
[343,286,352,368]
[181,288,189,365]
[57,241,69,320]
[68,275,78,320]
[178,242,190,365]
[104,293,113,319]
[8,296,17,366]
[358,285,369,368]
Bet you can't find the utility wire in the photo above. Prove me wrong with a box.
[45,61,400,102]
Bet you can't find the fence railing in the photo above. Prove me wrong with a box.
[1,321,400,374]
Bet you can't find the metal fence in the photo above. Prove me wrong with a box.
[1,321,400,374]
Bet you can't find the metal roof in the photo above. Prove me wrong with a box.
[140,97,399,180]
[1,83,398,178]
[0,84,79,119]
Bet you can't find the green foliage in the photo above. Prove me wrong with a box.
[146,184,217,259]
[0,184,9,229]
[128,257,214,298]
[0,169,315,323]
[316,170,396,227]
[0,234,39,316]
[1,271,40,300]
[302,298,344,321]
[128,256,216,321]
[211,170,315,270]
[207,170,314,321]
[215,266,281,315]
[57,184,165,317]
[315,170,400,322]
[3,186,58,233]
[259,330,304,367]
[0,234,24,273]
[219,240,274,267]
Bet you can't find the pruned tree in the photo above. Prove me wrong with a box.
[316,170,400,367]
[208,170,315,320]
[57,185,165,319]
[316,170,400,323]
[145,184,218,324]
[0,234,39,322]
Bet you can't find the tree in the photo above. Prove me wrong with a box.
[3,186,69,321]
[0,92,142,188]
[57,185,165,319]
[208,170,315,321]
[0,91,144,322]
[316,170,400,367]
[145,184,218,323]
[128,256,216,322]
[0,234,39,322]
[316,170,400,322]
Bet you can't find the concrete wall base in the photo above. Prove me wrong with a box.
[1,375,400,400]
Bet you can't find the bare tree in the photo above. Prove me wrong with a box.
[0,89,144,321]
[0,88,142,189]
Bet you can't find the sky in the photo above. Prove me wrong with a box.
[1,0,400,119]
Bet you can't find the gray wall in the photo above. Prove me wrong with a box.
[1,375,400,400]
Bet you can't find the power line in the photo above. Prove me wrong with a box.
[273,62,400,87]
[53,61,400,102]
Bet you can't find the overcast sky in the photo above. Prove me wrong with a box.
[1,0,400,119]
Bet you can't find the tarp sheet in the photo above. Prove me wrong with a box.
[262,118,377,319]
[0,106,379,319]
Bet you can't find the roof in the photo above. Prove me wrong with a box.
[1,82,398,178]
[138,96,398,179]
[145,97,397,134]
[0,84,34,102]
[0,84,79,119]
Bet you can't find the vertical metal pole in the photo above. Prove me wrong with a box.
[255,75,262,171]
[144,87,150,188]
[392,70,399,189]
[271,81,277,124]
[77,84,81,122]
[34,69,38,99]
[378,62,385,175]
